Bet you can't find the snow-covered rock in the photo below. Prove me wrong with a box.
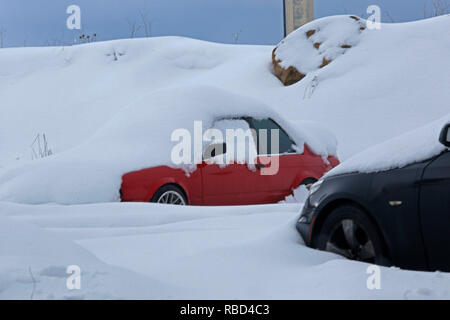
[273,15,366,85]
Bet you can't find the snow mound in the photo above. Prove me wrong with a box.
[0,86,336,204]
[0,214,177,299]
[279,185,309,204]
[273,15,365,84]
[326,115,450,177]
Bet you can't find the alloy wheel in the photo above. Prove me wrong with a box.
[157,191,186,205]
[325,219,376,263]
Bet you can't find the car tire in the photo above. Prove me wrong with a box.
[315,205,391,266]
[151,184,187,205]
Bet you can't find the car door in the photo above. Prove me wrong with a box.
[419,151,450,271]
[246,118,303,202]
[201,118,268,205]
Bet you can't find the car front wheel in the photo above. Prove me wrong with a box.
[151,185,187,205]
[315,205,390,266]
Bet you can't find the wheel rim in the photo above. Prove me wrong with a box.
[157,191,186,205]
[325,219,376,263]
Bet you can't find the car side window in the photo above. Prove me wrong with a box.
[205,118,258,163]
[248,118,296,155]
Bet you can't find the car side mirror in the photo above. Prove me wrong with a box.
[203,143,227,160]
[439,124,450,147]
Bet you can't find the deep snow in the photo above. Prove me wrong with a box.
[2,201,450,300]
[1,15,450,299]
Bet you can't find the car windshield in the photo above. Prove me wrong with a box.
[247,118,296,155]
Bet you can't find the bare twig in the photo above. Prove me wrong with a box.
[30,133,52,160]
[0,26,6,48]
[139,8,153,37]
[127,19,142,38]
[424,0,450,17]
[384,10,395,22]
[28,267,36,300]
[232,30,242,44]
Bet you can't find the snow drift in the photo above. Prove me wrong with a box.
[2,201,450,299]
[0,86,336,204]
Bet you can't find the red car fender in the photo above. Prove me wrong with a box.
[143,177,191,203]
[292,171,320,190]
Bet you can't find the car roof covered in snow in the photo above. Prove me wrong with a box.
[325,115,450,178]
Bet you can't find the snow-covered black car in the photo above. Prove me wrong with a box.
[297,123,450,272]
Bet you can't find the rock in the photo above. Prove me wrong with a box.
[320,57,332,68]
[272,48,306,86]
[272,15,366,86]
[306,29,316,38]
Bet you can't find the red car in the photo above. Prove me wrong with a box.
[121,117,339,206]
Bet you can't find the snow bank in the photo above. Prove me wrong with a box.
[0,86,336,204]
[326,114,450,177]
[279,185,309,204]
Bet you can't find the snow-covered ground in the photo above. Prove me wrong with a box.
[2,201,450,300]
[1,15,450,299]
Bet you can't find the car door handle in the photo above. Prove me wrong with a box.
[255,164,266,169]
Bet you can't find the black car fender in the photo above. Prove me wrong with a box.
[307,174,392,256]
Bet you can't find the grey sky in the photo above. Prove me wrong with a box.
[0,0,445,48]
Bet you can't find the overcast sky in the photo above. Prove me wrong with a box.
[0,0,444,47]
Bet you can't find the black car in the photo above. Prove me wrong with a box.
[297,123,450,272]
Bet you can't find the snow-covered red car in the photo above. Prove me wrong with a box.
[121,117,339,206]
[0,86,338,205]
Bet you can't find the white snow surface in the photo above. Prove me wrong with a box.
[1,201,450,300]
[1,15,450,299]
[276,15,365,74]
